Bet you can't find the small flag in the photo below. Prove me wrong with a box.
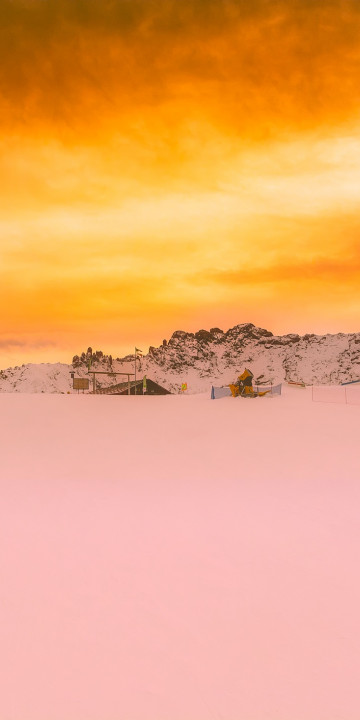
[181,382,187,392]
[135,347,142,354]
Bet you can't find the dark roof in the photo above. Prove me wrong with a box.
[95,378,171,395]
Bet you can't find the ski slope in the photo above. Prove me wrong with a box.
[1,385,360,720]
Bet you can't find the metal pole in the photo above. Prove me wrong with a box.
[134,348,136,395]
[128,374,130,395]
[93,372,96,394]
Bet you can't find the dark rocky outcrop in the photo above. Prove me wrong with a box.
[195,329,213,343]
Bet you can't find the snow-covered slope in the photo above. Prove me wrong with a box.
[1,322,360,393]
[0,362,72,394]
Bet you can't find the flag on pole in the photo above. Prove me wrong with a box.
[181,382,187,392]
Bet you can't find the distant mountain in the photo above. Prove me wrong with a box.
[1,323,359,393]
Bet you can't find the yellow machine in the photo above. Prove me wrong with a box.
[229,368,270,398]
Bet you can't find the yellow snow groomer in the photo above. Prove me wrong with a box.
[229,368,269,398]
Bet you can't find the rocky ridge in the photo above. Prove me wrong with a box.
[0,323,359,393]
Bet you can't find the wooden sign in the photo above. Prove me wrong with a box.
[73,378,89,390]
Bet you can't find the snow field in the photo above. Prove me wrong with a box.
[1,386,360,720]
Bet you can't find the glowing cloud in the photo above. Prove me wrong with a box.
[1,0,360,365]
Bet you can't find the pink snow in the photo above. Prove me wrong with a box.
[1,386,360,720]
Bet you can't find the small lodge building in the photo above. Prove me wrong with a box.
[96,378,171,396]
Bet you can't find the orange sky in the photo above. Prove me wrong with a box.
[1,0,360,367]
